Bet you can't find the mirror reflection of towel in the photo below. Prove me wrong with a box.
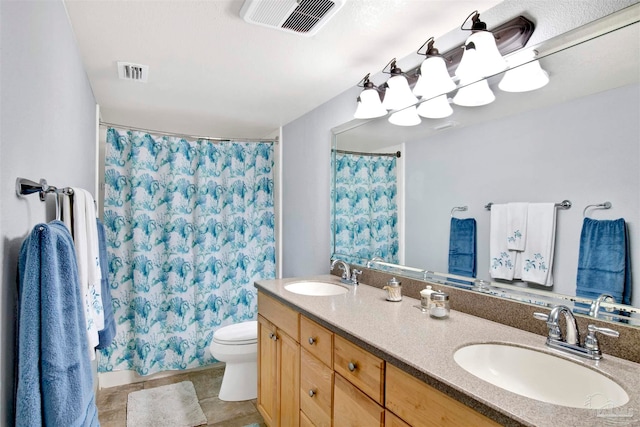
[521,203,557,286]
[490,204,516,280]
[576,218,631,305]
[507,202,528,251]
[448,218,477,278]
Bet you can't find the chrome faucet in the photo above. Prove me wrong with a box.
[589,293,614,318]
[330,258,361,285]
[534,304,619,360]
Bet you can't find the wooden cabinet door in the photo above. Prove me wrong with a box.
[258,315,278,426]
[333,374,384,427]
[279,330,301,427]
[385,410,411,427]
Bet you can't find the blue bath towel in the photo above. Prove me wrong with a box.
[576,218,631,305]
[448,218,477,278]
[16,221,100,427]
[96,218,116,349]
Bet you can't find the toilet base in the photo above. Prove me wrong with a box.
[218,361,257,401]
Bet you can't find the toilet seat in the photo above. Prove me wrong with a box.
[213,320,257,345]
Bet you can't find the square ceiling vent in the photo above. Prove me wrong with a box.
[240,0,345,36]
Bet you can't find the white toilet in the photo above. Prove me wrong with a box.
[209,320,258,401]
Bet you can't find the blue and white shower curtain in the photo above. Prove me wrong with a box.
[331,151,399,264]
[99,128,275,375]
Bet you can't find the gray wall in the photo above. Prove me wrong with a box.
[0,1,97,424]
[281,0,638,278]
[281,87,358,277]
[404,84,639,304]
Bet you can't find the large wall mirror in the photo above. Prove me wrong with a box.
[331,6,640,326]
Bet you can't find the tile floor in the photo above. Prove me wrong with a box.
[96,363,266,427]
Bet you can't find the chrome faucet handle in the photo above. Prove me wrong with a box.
[350,269,362,285]
[584,324,619,355]
[533,312,549,321]
[534,312,562,341]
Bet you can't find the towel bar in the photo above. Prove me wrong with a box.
[485,200,572,210]
[583,201,612,217]
[450,206,468,217]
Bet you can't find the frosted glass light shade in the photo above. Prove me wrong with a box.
[413,56,456,98]
[388,106,421,126]
[354,88,387,119]
[463,31,508,78]
[382,75,418,110]
[453,78,495,107]
[455,44,482,80]
[417,95,453,119]
[499,60,549,92]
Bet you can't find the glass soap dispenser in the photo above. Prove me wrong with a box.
[429,292,450,319]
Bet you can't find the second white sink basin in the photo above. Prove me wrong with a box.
[454,343,629,409]
[284,281,349,296]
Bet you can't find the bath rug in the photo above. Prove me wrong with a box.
[127,381,207,427]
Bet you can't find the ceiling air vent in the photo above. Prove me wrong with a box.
[117,62,149,83]
[240,0,345,36]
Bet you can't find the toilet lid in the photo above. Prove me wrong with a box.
[213,321,257,345]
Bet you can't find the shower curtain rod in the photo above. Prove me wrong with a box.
[334,149,401,158]
[99,121,278,144]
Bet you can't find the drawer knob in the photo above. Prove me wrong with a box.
[308,389,316,397]
[348,362,357,372]
[269,333,277,341]
[308,337,316,345]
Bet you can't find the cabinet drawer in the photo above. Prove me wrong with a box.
[333,374,384,427]
[300,349,333,427]
[386,364,501,427]
[300,316,333,367]
[333,334,384,405]
[258,291,299,342]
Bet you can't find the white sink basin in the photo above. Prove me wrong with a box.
[284,281,349,296]
[454,343,629,409]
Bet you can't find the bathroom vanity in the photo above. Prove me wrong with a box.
[255,276,640,427]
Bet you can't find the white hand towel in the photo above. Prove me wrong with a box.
[521,203,557,286]
[72,188,103,357]
[506,202,528,251]
[489,204,516,280]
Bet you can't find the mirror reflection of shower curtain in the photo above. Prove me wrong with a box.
[332,151,399,264]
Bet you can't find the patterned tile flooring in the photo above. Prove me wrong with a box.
[96,363,266,427]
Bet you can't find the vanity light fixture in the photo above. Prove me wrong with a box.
[453,78,496,107]
[499,50,550,92]
[417,95,453,118]
[454,41,496,107]
[413,38,457,98]
[458,11,508,79]
[351,13,536,121]
[388,106,422,126]
[354,73,387,119]
[413,37,456,119]
[381,58,419,111]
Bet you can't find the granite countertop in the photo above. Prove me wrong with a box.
[255,275,640,427]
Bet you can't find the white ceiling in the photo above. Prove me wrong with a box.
[63,0,501,139]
